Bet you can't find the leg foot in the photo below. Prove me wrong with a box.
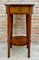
[8,43,10,58]
[28,45,30,58]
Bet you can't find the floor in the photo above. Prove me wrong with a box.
[0,42,39,60]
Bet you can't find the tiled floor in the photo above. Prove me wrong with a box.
[0,42,39,60]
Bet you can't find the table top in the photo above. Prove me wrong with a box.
[4,2,35,6]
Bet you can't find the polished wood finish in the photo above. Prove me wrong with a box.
[5,4,34,58]
[26,14,31,58]
[10,6,30,14]
[10,36,28,46]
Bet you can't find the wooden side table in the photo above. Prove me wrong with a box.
[5,4,34,58]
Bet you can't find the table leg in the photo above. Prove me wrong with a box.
[26,15,28,48]
[10,15,13,48]
[26,14,31,58]
[7,14,12,58]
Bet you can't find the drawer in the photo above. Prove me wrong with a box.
[10,6,30,14]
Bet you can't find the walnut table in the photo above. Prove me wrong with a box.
[5,4,34,58]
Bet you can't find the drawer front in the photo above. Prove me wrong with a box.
[10,7,29,14]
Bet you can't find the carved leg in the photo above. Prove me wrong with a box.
[26,14,31,58]
[8,14,12,58]
[10,15,13,48]
[26,15,28,48]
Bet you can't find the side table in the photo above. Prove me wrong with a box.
[5,4,34,58]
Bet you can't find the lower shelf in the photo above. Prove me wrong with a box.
[10,36,28,46]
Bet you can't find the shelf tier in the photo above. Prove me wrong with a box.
[9,36,28,46]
